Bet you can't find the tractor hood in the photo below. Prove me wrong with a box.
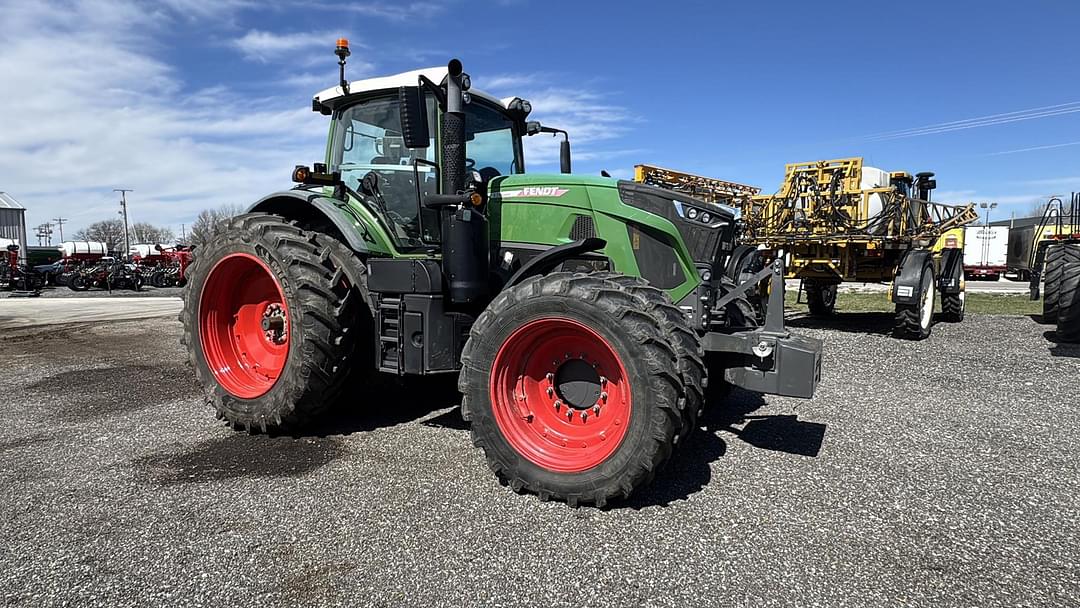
[487,173,616,205]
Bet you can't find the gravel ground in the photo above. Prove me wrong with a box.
[1,311,1078,606]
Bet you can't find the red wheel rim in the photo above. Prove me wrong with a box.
[198,253,290,399]
[489,317,632,473]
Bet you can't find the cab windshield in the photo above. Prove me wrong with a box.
[333,95,520,249]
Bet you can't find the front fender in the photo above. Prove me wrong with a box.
[892,249,932,305]
[248,188,374,255]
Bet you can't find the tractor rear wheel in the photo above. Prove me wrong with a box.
[1056,261,1080,343]
[180,213,371,432]
[805,280,837,316]
[893,263,935,340]
[590,272,705,445]
[459,273,683,507]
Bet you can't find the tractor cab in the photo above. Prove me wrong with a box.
[311,64,540,251]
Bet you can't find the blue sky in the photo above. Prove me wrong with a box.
[3,0,1079,239]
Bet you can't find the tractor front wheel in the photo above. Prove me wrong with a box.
[459,273,684,507]
[180,213,371,432]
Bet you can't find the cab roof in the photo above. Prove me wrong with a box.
[313,66,508,109]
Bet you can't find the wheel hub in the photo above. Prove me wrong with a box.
[554,358,601,410]
[261,303,287,345]
[488,317,631,473]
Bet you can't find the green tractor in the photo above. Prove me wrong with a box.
[181,44,822,506]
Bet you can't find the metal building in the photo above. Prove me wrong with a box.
[0,192,29,257]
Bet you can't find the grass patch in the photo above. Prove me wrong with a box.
[785,291,1041,316]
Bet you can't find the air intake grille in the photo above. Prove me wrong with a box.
[569,215,596,240]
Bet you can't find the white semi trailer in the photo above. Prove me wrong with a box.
[964,226,1009,281]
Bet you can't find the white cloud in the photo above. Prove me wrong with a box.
[232,29,341,63]
[309,1,446,21]
[0,0,329,236]
[484,76,639,171]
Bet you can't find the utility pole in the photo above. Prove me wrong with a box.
[36,222,54,246]
[114,189,133,259]
[52,217,67,242]
[180,224,187,243]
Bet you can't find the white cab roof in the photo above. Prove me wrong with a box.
[314,66,507,108]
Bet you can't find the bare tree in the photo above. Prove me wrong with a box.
[73,219,126,253]
[131,222,176,245]
[188,204,246,249]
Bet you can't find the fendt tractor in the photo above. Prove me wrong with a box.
[181,43,822,506]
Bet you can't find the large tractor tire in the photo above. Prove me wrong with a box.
[805,280,838,316]
[459,272,684,507]
[1044,244,1080,324]
[1056,261,1080,343]
[894,262,935,340]
[180,213,371,432]
[590,272,705,445]
[1043,244,1064,324]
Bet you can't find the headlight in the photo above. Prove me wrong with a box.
[700,212,711,224]
[687,208,699,220]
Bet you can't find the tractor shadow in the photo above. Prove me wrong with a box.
[289,375,463,438]
[786,312,895,335]
[625,388,826,509]
[1042,330,1080,358]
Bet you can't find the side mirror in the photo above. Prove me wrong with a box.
[398,86,430,149]
[560,139,572,174]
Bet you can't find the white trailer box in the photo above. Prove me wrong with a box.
[963,226,1009,278]
[61,241,108,258]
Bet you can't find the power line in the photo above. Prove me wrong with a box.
[860,101,1080,142]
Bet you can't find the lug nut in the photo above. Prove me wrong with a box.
[546,386,554,397]
[600,391,608,402]
[593,405,601,416]
[581,411,588,422]
[566,409,574,420]
[599,376,607,386]
[554,400,562,411]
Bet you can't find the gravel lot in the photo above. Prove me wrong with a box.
[1,308,1078,607]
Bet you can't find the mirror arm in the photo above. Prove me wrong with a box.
[418,75,446,108]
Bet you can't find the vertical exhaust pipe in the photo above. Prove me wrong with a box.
[442,59,466,196]
[438,59,489,304]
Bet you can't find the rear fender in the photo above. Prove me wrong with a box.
[248,189,375,255]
